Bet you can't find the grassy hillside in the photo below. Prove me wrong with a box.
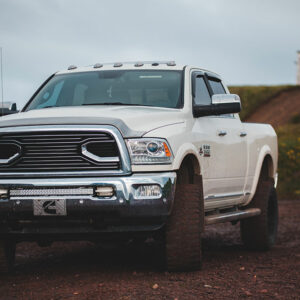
[228,85,297,120]
[277,124,300,199]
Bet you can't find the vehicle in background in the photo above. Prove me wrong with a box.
[0,102,18,116]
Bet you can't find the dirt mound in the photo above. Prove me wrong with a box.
[245,88,300,127]
[0,201,299,299]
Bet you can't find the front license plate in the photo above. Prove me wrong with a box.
[33,199,67,216]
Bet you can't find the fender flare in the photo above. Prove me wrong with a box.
[245,145,275,205]
[173,143,202,175]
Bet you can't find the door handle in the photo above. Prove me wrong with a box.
[218,130,227,136]
[240,132,247,137]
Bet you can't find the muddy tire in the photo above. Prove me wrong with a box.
[240,179,278,250]
[0,240,16,274]
[164,173,204,271]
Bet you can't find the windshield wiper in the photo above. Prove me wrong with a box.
[82,102,150,106]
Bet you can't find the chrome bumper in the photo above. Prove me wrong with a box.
[0,172,176,236]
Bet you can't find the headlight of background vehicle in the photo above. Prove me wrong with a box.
[126,138,173,164]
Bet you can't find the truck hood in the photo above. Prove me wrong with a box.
[0,106,185,138]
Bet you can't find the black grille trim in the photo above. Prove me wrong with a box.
[0,131,121,174]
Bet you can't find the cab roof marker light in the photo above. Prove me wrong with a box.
[67,65,77,70]
[167,61,176,66]
[114,63,123,67]
[93,63,103,69]
[134,62,144,67]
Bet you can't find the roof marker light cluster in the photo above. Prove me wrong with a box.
[167,61,176,66]
[93,63,103,68]
[68,61,176,71]
[67,65,77,70]
[134,62,144,67]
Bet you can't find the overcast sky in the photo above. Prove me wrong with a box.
[0,0,300,108]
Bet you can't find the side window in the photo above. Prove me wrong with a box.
[208,78,226,95]
[194,76,211,105]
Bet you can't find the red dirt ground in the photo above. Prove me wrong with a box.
[0,200,299,300]
[245,88,300,128]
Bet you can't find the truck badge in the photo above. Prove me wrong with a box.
[199,145,211,157]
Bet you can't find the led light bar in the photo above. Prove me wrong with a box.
[10,187,94,197]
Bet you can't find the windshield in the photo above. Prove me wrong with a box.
[25,70,183,111]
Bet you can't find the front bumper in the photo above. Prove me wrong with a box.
[0,172,176,239]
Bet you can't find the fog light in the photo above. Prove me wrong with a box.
[95,186,114,197]
[0,188,8,198]
[134,185,162,199]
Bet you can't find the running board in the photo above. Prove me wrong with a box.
[205,208,261,225]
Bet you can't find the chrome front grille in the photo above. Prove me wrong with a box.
[0,127,129,177]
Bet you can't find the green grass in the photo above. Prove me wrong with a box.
[228,85,298,121]
[276,124,300,199]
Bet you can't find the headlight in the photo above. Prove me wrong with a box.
[126,138,173,164]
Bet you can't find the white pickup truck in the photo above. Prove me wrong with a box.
[0,61,278,272]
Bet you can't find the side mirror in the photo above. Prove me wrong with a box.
[0,102,18,117]
[193,94,241,118]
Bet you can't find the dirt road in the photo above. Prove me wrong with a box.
[0,200,299,300]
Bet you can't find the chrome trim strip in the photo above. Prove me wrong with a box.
[0,143,21,164]
[0,152,20,164]
[10,195,115,201]
[0,125,131,177]
[81,143,120,163]
[205,192,244,201]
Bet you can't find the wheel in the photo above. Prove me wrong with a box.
[240,178,278,250]
[164,165,204,271]
[0,240,16,274]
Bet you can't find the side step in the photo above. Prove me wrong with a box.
[205,208,261,225]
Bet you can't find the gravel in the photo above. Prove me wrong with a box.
[0,200,299,300]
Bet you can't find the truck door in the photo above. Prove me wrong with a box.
[192,72,247,208]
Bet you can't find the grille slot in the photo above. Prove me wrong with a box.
[0,131,121,174]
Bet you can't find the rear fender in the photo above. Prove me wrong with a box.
[245,145,275,206]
